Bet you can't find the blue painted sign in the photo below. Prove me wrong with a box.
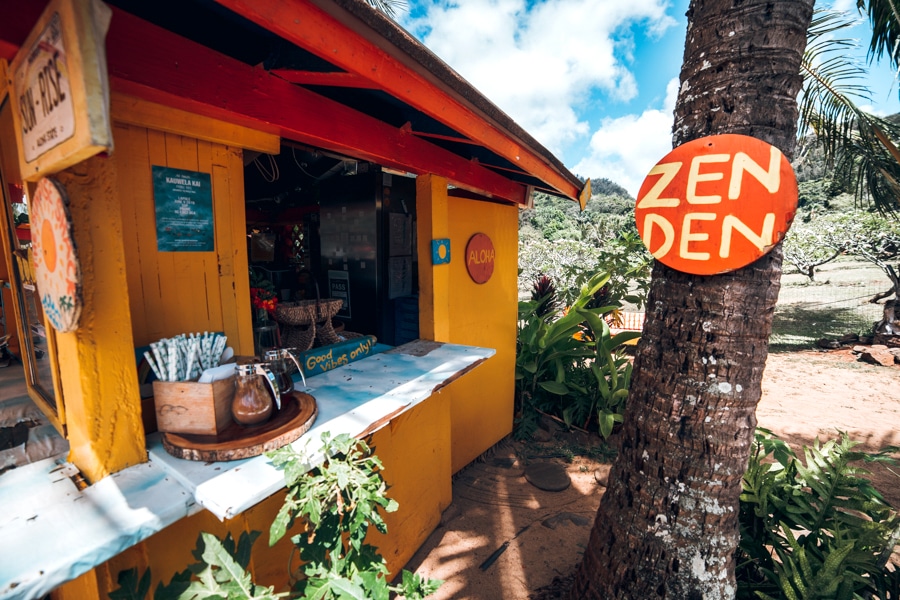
[431,239,451,264]
[296,335,377,376]
[152,166,214,252]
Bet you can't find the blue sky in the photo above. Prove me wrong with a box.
[400,0,900,197]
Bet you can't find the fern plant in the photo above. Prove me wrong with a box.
[737,429,900,599]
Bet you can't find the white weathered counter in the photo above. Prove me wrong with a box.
[0,341,493,600]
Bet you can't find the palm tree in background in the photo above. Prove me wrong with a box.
[799,5,900,215]
[365,0,408,19]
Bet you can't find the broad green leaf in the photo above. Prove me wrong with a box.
[608,331,641,347]
[110,568,151,600]
[199,533,256,597]
[598,410,616,439]
[539,381,570,395]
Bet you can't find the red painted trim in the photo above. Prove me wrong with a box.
[105,8,527,205]
[213,0,581,201]
[270,68,379,89]
[409,129,480,146]
[0,38,18,62]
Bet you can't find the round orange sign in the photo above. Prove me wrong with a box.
[466,233,495,284]
[635,134,798,276]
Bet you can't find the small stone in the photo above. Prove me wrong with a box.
[491,456,519,469]
[538,414,562,434]
[594,466,610,487]
[524,461,570,492]
[858,348,896,367]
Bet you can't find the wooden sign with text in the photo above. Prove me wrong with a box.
[9,0,113,181]
[635,134,798,275]
[465,233,495,284]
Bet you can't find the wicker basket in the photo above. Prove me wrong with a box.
[274,299,342,325]
[274,298,344,350]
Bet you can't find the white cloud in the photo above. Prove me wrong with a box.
[828,0,858,13]
[573,77,678,197]
[402,0,676,154]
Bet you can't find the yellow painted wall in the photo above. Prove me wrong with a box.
[368,387,453,570]
[414,176,519,473]
[112,122,254,355]
[445,198,519,472]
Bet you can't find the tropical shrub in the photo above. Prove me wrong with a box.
[112,433,441,600]
[515,271,639,440]
[737,429,900,599]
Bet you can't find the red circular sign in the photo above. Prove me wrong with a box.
[635,134,797,276]
[465,233,495,284]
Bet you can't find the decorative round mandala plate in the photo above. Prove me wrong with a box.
[31,177,83,333]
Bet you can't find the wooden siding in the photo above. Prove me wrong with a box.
[112,121,255,355]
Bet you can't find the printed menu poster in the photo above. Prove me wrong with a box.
[152,166,214,251]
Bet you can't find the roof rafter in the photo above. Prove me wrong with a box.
[270,68,380,89]
[104,7,527,204]
[213,0,582,201]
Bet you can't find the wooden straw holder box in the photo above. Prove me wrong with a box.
[153,376,235,436]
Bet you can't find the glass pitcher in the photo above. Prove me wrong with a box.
[264,348,307,393]
[232,362,280,426]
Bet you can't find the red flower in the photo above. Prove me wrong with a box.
[250,287,279,313]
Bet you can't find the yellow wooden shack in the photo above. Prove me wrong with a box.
[0,1,587,598]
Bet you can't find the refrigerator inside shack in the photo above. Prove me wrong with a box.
[244,147,419,348]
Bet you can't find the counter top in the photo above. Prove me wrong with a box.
[147,340,493,520]
[0,341,493,600]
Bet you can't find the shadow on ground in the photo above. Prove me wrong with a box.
[770,303,876,352]
[402,430,614,600]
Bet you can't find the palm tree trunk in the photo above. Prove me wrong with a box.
[569,0,813,597]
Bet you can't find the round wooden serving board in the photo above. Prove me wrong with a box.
[161,392,317,461]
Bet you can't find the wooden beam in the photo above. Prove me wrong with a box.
[111,92,280,154]
[105,8,527,205]
[270,68,379,89]
[214,0,582,201]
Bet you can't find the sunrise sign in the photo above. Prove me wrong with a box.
[635,134,798,276]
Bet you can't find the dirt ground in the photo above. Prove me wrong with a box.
[402,349,900,599]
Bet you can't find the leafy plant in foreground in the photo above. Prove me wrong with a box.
[737,429,900,599]
[112,532,284,600]
[112,433,441,600]
[268,432,441,600]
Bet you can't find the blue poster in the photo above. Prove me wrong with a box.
[152,166,214,252]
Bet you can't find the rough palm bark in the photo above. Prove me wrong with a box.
[569,0,814,598]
